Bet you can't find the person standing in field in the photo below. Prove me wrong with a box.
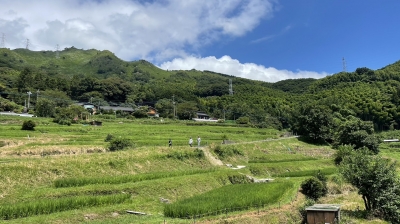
[168,139,172,147]
[197,136,201,147]
[189,137,193,147]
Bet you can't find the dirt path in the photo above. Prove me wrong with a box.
[200,136,299,167]
[200,147,223,166]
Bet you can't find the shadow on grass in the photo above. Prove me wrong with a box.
[296,136,332,146]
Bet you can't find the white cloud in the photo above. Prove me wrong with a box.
[160,55,330,82]
[0,0,274,61]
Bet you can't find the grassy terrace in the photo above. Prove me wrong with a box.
[0,115,389,223]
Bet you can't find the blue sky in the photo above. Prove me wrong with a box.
[1,0,399,82]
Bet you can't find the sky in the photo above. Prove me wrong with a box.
[1,0,400,82]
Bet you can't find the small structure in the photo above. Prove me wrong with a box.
[306,204,340,224]
[90,120,102,126]
[196,111,210,119]
[383,139,399,142]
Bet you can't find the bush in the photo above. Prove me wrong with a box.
[104,134,114,142]
[57,119,71,126]
[21,120,36,130]
[108,138,134,151]
[301,177,327,201]
[236,116,250,124]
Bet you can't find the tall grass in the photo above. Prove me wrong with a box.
[0,194,130,220]
[54,168,216,188]
[164,181,293,218]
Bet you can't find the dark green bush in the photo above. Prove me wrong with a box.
[21,120,36,130]
[104,134,114,142]
[108,138,134,151]
[301,177,327,200]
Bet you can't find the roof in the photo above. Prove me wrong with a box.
[306,204,341,212]
[196,111,209,116]
[100,106,134,112]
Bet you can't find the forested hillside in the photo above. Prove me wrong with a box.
[1,47,400,132]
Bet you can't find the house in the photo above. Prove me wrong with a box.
[99,106,134,113]
[193,111,218,122]
[147,107,159,117]
[196,111,210,119]
[305,204,340,224]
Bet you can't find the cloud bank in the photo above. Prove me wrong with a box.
[160,56,330,82]
[0,0,274,61]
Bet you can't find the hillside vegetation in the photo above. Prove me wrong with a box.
[1,47,400,223]
[2,47,400,132]
[0,116,383,223]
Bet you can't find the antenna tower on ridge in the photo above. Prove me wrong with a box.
[342,57,347,72]
[0,33,5,48]
[56,44,60,59]
[229,79,234,96]
[25,39,30,50]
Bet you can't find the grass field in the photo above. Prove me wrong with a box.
[0,115,391,223]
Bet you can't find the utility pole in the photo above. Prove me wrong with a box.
[27,91,32,109]
[342,57,347,72]
[36,89,40,102]
[172,95,176,118]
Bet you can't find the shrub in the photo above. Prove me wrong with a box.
[236,116,250,124]
[108,138,134,151]
[21,120,36,130]
[301,177,327,200]
[57,119,71,126]
[104,134,114,142]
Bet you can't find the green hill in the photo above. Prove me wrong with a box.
[1,47,400,131]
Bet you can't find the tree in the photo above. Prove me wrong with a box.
[35,98,56,117]
[340,148,400,222]
[292,104,333,142]
[155,98,173,118]
[177,101,198,120]
[334,116,380,154]
[133,106,149,118]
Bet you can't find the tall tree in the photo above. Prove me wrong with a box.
[340,148,400,222]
